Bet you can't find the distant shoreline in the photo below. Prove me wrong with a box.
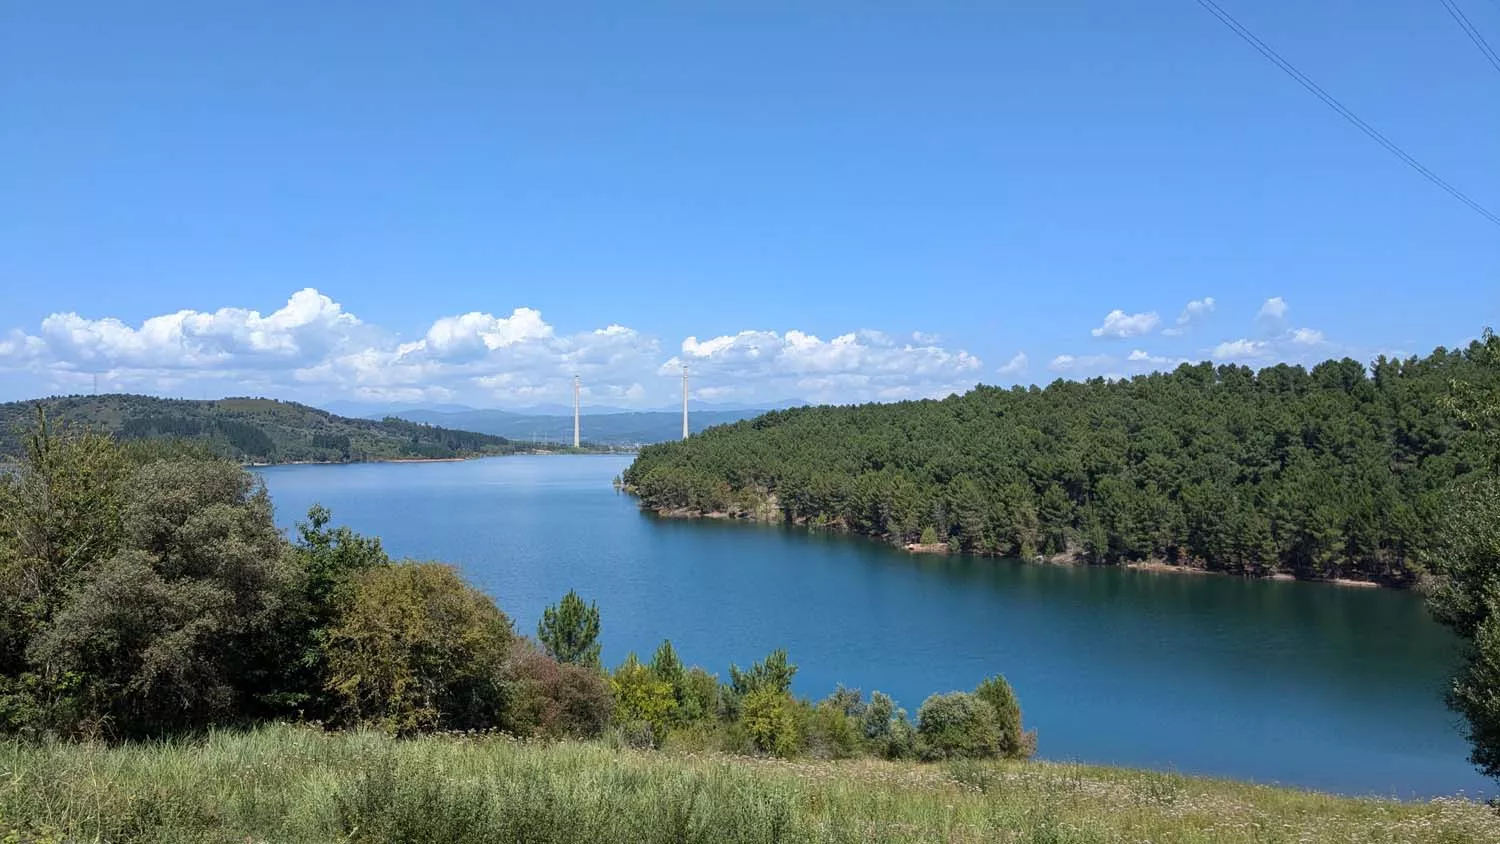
[245,449,630,469]
[637,501,1403,591]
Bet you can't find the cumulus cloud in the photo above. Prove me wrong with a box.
[1211,339,1272,361]
[22,288,363,372]
[1091,309,1160,339]
[663,328,981,403]
[1049,353,1115,372]
[997,352,1028,376]
[1162,297,1215,335]
[1256,296,1290,331]
[0,289,982,407]
[1290,328,1325,346]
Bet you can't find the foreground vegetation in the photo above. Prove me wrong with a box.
[4,725,1498,844]
[0,394,550,463]
[626,339,1500,585]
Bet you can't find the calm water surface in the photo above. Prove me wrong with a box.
[257,455,1488,798]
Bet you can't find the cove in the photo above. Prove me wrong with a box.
[256,454,1489,798]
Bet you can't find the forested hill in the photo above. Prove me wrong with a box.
[624,341,1500,584]
[0,394,528,464]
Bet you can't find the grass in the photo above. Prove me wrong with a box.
[1,725,1496,843]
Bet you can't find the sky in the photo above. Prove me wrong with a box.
[2,1,1497,410]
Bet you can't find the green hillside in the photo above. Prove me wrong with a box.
[0,394,529,463]
[624,339,1500,585]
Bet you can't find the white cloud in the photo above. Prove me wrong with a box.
[1257,296,1289,323]
[1091,309,1160,339]
[1049,353,1115,372]
[1211,339,1272,361]
[22,288,363,372]
[1162,297,1215,335]
[664,328,980,403]
[997,352,1028,376]
[1126,349,1188,369]
[1290,328,1325,346]
[1,290,982,408]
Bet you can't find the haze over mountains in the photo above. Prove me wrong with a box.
[375,403,797,446]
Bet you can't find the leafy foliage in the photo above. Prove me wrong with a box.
[916,692,1000,761]
[537,589,602,669]
[324,563,513,734]
[1423,329,1500,780]
[741,686,800,757]
[625,341,1500,582]
[503,639,613,738]
[975,674,1032,759]
[609,653,677,745]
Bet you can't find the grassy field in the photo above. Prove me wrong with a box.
[1,726,1496,843]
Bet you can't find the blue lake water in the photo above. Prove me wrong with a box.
[256,454,1489,799]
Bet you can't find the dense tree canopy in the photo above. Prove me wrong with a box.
[0,395,526,464]
[1423,330,1500,779]
[625,342,1500,583]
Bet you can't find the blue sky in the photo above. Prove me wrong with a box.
[2,1,1496,409]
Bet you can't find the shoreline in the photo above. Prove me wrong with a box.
[246,448,629,468]
[637,502,1403,590]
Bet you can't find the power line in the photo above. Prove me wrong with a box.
[1438,0,1500,76]
[1193,0,1500,227]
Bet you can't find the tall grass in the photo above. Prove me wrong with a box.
[1,724,1495,843]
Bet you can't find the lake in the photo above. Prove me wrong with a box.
[256,454,1489,798]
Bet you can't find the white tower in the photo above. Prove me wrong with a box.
[681,365,689,440]
[573,375,581,448]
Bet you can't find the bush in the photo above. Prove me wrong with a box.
[803,696,861,759]
[975,674,1032,759]
[742,686,800,757]
[726,648,796,718]
[25,459,286,737]
[324,563,512,734]
[916,692,999,760]
[610,653,676,745]
[677,666,721,724]
[503,640,612,738]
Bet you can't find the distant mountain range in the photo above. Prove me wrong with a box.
[380,406,787,445]
[0,394,564,464]
[322,397,804,419]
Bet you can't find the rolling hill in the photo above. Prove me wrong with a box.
[0,394,539,464]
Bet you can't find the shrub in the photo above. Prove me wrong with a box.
[259,505,390,717]
[916,692,1000,760]
[742,686,800,757]
[676,666,721,724]
[803,696,861,759]
[610,653,676,745]
[726,648,796,718]
[975,674,1032,759]
[503,640,612,738]
[324,563,512,734]
[25,459,286,737]
[537,590,601,669]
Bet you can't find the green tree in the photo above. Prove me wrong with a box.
[260,504,390,716]
[324,563,513,734]
[537,590,602,669]
[916,692,999,760]
[1424,329,1500,779]
[25,459,287,737]
[974,674,1031,759]
[729,648,796,697]
[741,685,800,757]
[609,653,676,744]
